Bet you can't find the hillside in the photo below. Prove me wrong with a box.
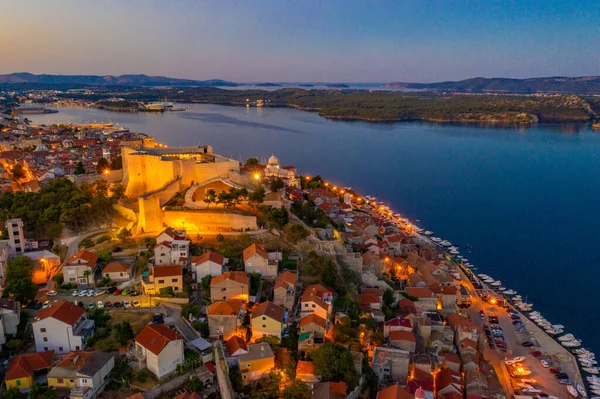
[0,73,237,87]
[384,76,600,94]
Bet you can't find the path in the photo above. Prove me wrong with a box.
[163,303,200,342]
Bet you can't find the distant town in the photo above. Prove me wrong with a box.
[0,86,597,399]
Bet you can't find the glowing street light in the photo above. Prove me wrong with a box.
[254,173,260,180]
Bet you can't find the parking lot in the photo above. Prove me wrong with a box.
[43,289,155,310]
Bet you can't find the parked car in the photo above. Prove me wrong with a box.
[555,373,569,380]
[77,301,84,307]
[522,341,534,347]
[42,301,50,309]
[121,289,131,296]
[72,290,80,297]
[106,287,117,294]
[541,360,549,368]
[130,291,139,297]
[105,301,113,309]
[113,246,123,253]
[113,302,123,308]
[479,310,485,320]
[531,351,542,357]
[549,368,560,374]
[122,300,130,308]
[47,290,58,297]
[87,303,95,310]
[114,289,122,296]
[94,290,104,297]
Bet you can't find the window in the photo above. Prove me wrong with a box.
[262,325,266,328]
[82,378,88,384]
[58,378,64,384]
[44,347,48,351]
[16,380,21,386]
[158,279,165,284]
[174,287,179,291]
[75,346,80,350]
[40,328,46,332]
[43,337,48,342]
[172,278,178,283]
[312,304,316,308]
[262,316,266,321]
[221,288,227,292]
[120,273,123,277]
[59,346,63,352]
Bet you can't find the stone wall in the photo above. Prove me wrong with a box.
[163,211,257,232]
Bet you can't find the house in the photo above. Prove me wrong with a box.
[372,347,410,383]
[225,335,248,357]
[102,262,131,281]
[273,271,297,311]
[383,317,412,339]
[438,352,461,373]
[4,351,54,391]
[0,298,20,348]
[156,227,186,244]
[250,301,286,340]
[429,284,458,310]
[408,369,434,399]
[376,384,414,399]
[388,330,416,352]
[236,343,275,382]
[62,250,99,286]
[210,271,249,302]
[405,287,438,312]
[358,293,382,311]
[243,243,278,278]
[47,351,115,399]
[299,314,327,338]
[296,360,319,388]
[33,301,94,354]
[189,337,213,364]
[141,265,183,295]
[154,228,190,265]
[132,324,184,379]
[310,381,346,399]
[436,367,463,397]
[207,299,243,339]
[300,284,333,321]
[192,251,225,281]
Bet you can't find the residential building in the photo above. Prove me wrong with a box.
[156,227,186,244]
[376,384,414,399]
[405,287,438,312]
[154,228,190,266]
[300,284,333,321]
[210,271,249,302]
[236,343,274,383]
[48,351,115,399]
[4,351,54,391]
[243,243,278,278]
[296,360,319,388]
[299,314,327,338]
[225,335,248,357]
[383,317,412,339]
[388,330,416,352]
[33,300,94,354]
[436,367,463,397]
[372,347,410,383]
[102,261,131,281]
[250,301,286,340]
[310,381,346,399]
[5,218,25,256]
[132,324,184,379]
[62,250,99,286]
[141,265,183,295]
[273,271,297,311]
[0,298,20,348]
[207,299,243,340]
[192,251,225,281]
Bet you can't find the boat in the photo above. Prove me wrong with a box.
[491,281,502,286]
[431,237,442,243]
[441,240,452,247]
[562,341,582,348]
[584,368,600,375]
[567,385,579,398]
[503,290,516,295]
[424,231,434,236]
[577,384,588,398]
[559,334,576,342]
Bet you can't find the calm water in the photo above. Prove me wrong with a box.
[31,105,600,354]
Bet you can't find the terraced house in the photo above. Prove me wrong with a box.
[141,264,183,295]
[210,271,249,302]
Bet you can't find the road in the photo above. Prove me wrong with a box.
[461,272,583,398]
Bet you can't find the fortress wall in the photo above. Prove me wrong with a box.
[178,159,240,188]
[124,152,177,198]
[163,211,257,232]
[113,203,138,222]
[138,195,164,233]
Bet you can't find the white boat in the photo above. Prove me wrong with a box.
[431,237,442,243]
[567,385,579,398]
[478,274,488,278]
[441,240,452,247]
[491,281,502,286]
[424,231,434,236]
[546,329,563,336]
[559,334,576,342]
[584,368,600,375]
[563,341,582,348]
[578,385,588,398]
[504,290,516,295]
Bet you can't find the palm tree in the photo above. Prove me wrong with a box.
[83,270,91,287]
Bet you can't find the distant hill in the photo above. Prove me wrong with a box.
[0,73,237,87]
[384,76,600,94]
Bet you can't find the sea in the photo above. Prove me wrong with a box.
[29,104,600,355]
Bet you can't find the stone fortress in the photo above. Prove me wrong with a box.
[120,145,262,234]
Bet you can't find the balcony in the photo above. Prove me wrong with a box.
[128,343,146,361]
[70,386,90,399]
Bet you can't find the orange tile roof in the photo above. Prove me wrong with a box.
[377,384,414,399]
[151,265,182,278]
[299,313,327,329]
[329,381,347,396]
[66,249,99,266]
[225,335,248,355]
[389,330,416,343]
[406,287,435,299]
[429,283,458,295]
[211,271,249,286]
[207,300,242,316]
[273,271,297,290]
[460,338,478,351]
[358,293,381,305]
[5,350,54,381]
[251,301,285,323]
[296,360,315,376]
[243,243,268,261]
[175,392,203,399]
[103,261,130,273]
[192,251,225,265]
[134,324,182,355]
[34,300,85,326]
[55,351,95,368]
[125,394,145,399]
[302,284,331,300]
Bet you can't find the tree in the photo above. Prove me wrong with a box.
[312,343,359,389]
[188,376,204,392]
[29,382,43,399]
[203,189,216,208]
[248,185,266,208]
[200,275,212,291]
[117,227,132,241]
[245,157,259,167]
[262,205,289,228]
[282,380,310,399]
[83,270,91,287]
[159,286,174,296]
[383,288,396,308]
[270,177,285,192]
[45,222,63,240]
[96,157,110,174]
[197,321,210,338]
[6,339,23,353]
[321,260,338,289]
[99,250,112,262]
[6,257,34,281]
[2,388,23,399]
[110,155,123,170]
[285,223,310,243]
[74,161,86,175]
[115,321,134,345]
[42,389,57,399]
[229,367,243,392]
[248,272,261,296]
[11,164,25,180]
[3,278,38,304]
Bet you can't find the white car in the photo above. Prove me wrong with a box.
[541,360,550,368]
[86,290,95,297]
[47,290,58,297]
[42,300,50,309]
[511,356,525,363]
[122,300,130,308]
[97,301,104,309]
[72,290,80,297]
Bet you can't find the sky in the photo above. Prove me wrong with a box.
[1,0,599,82]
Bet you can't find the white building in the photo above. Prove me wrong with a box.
[5,218,25,256]
[48,351,115,399]
[33,300,95,354]
[0,298,20,348]
[154,227,190,266]
[192,251,226,281]
[131,324,184,379]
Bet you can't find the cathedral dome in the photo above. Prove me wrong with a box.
[415,387,425,399]
[267,154,280,167]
